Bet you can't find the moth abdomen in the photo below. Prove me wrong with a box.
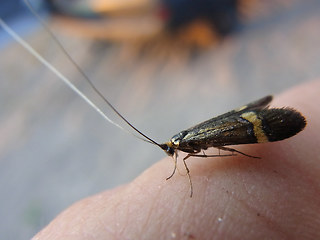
[252,108,306,142]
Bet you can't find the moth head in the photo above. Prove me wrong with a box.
[160,142,175,156]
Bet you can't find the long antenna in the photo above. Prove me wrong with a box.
[1,2,161,147]
[0,18,128,136]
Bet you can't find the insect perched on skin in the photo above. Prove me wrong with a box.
[159,95,306,196]
[0,3,306,197]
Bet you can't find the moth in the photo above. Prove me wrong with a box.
[158,95,306,196]
[0,11,306,197]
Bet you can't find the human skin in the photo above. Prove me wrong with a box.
[33,80,320,240]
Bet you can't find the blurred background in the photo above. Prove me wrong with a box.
[1,0,320,239]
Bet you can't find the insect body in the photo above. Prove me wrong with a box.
[0,11,306,197]
[161,95,306,155]
[160,95,306,196]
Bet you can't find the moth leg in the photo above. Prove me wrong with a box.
[166,152,193,197]
[182,152,232,197]
[183,152,233,160]
[166,151,178,180]
[217,146,260,159]
[181,151,233,197]
[182,156,193,197]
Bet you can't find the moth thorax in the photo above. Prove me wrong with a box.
[170,130,188,147]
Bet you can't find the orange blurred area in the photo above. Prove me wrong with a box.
[48,0,240,44]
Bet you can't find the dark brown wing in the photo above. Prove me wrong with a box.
[175,111,257,153]
[169,96,274,153]
[238,95,273,111]
[211,95,273,122]
[174,106,306,154]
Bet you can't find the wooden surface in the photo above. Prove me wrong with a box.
[1,1,320,239]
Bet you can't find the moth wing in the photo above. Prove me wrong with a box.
[213,95,273,121]
[183,95,274,133]
[237,95,273,112]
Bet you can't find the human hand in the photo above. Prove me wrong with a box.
[33,80,320,240]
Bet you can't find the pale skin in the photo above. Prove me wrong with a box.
[33,80,320,240]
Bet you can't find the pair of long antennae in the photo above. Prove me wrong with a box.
[0,0,161,148]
